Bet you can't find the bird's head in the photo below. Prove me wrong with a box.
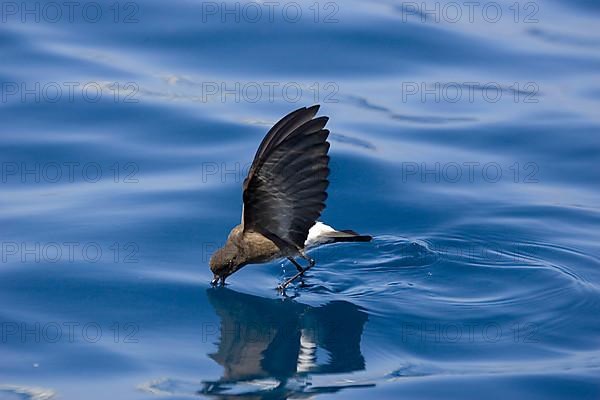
[209,244,244,285]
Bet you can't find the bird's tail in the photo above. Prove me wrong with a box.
[324,229,372,243]
[305,222,372,247]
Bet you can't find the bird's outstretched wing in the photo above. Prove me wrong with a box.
[242,105,330,252]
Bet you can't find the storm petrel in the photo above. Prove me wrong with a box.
[209,105,371,290]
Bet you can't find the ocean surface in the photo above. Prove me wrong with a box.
[1,0,600,399]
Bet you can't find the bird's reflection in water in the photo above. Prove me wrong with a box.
[201,287,371,398]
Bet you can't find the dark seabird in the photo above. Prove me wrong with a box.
[209,105,371,290]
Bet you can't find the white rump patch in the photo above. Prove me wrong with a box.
[305,221,337,247]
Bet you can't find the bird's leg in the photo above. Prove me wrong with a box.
[299,250,315,267]
[278,255,316,291]
[287,256,304,272]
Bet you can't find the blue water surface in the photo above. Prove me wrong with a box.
[1,0,600,399]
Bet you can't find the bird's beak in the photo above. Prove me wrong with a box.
[210,274,219,286]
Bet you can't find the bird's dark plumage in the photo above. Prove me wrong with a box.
[209,105,371,289]
[242,105,330,252]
